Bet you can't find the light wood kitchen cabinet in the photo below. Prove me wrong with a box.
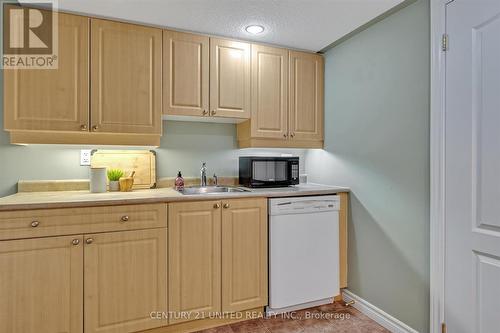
[237,48,324,148]
[249,44,288,139]
[168,198,268,322]
[210,38,251,118]
[168,201,222,324]
[91,19,162,135]
[163,31,209,117]
[3,12,89,132]
[84,229,167,333]
[0,235,84,333]
[221,198,268,312]
[0,203,167,241]
[289,51,324,142]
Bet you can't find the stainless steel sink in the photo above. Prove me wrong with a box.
[177,186,251,195]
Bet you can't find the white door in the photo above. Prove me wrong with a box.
[445,1,500,332]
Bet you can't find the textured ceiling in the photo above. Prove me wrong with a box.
[49,0,404,52]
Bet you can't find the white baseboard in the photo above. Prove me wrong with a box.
[342,290,419,333]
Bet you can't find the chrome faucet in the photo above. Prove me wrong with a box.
[200,162,207,187]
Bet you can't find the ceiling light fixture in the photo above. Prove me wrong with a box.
[245,25,265,35]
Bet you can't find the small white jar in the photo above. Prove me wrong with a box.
[90,167,107,193]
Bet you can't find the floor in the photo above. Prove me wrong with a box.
[196,302,390,333]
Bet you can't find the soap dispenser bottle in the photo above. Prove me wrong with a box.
[175,171,184,190]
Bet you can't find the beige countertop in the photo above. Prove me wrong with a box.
[0,184,349,211]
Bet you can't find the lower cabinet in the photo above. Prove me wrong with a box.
[0,229,167,333]
[0,199,268,333]
[168,200,222,324]
[221,198,268,312]
[84,229,168,333]
[168,198,268,322]
[0,235,84,333]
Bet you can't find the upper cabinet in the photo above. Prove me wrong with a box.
[237,48,324,148]
[289,51,324,142]
[209,38,251,119]
[248,44,289,139]
[163,31,209,117]
[91,19,162,135]
[3,7,322,148]
[3,12,162,146]
[4,12,89,132]
[163,34,251,120]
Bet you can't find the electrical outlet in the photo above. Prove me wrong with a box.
[80,150,92,166]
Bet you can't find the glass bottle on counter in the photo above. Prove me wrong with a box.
[175,171,184,190]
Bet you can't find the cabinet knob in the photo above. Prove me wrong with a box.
[121,215,129,222]
[80,124,88,131]
[211,110,216,116]
[202,110,208,115]
[85,238,94,244]
[283,133,287,138]
[214,203,221,209]
[72,239,80,246]
[290,132,295,138]
[223,203,230,209]
[92,125,99,131]
[31,221,40,228]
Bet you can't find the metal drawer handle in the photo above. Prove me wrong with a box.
[72,239,80,246]
[211,110,216,116]
[92,125,99,131]
[214,203,221,209]
[202,109,208,115]
[223,203,230,209]
[31,221,40,228]
[85,238,94,244]
[80,124,88,131]
[121,215,129,222]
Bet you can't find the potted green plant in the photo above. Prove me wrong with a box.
[107,169,124,191]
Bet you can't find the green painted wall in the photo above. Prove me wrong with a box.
[0,113,305,197]
[306,0,430,331]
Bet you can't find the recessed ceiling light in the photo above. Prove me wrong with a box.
[245,25,265,35]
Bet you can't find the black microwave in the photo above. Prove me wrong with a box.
[239,156,299,188]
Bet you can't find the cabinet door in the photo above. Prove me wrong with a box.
[4,12,89,132]
[221,198,268,312]
[84,229,167,333]
[0,235,83,333]
[163,30,209,117]
[251,45,289,139]
[210,38,250,118]
[289,51,324,141]
[168,201,221,323]
[91,19,162,134]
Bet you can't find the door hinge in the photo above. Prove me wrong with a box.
[442,34,449,52]
[441,322,447,333]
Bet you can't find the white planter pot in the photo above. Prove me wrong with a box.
[109,181,120,192]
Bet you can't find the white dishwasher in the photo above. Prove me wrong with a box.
[267,195,340,315]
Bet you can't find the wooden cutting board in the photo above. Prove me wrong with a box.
[91,150,156,189]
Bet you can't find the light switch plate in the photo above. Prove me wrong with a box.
[80,149,92,166]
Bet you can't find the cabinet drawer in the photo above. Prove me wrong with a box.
[0,204,167,240]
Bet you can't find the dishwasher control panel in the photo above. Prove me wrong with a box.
[269,195,340,215]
